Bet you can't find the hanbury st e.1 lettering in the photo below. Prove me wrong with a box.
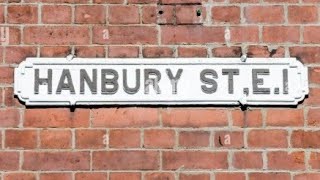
[14,58,308,106]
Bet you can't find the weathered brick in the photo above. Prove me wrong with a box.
[245,6,284,23]
[309,152,320,169]
[75,172,108,180]
[8,5,38,24]
[214,131,244,148]
[233,152,263,169]
[309,67,320,84]
[0,67,14,84]
[308,108,320,126]
[180,173,210,180]
[230,26,259,43]
[144,172,174,180]
[162,109,228,127]
[40,46,71,57]
[249,173,291,180]
[92,108,159,128]
[288,6,318,23]
[212,6,240,24]
[294,174,320,180]
[93,151,159,170]
[42,5,72,24]
[75,5,106,24]
[5,46,37,64]
[263,26,300,43]
[212,46,242,57]
[291,130,320,148]
[144,129,175,149]
[232,109,263,127]
[247,46,285,58]
[24,26,90,45]
[304,26,320,43]
[215,173,246,180]
[176,5,206,24]
[40,129,72,149]
[109,6,139,24]
[0,152,19,171]
[161,26,225,44]
[0,108,20,127]
[23,152,90,171]
[179,131,210,148]
[5,130,37,149]
[75,46,105,58]
[108,46,139,58]
[24,108,90,128]
[248,129,288,148]
[178,47,207,57]
[109,129,140,148]
[76,129,106,149]
[266,109,304,126]
[142,47,174,58]
[4,173,36,180]
[268,151,305,170]
[109,173,141,180]
[40,173,72,180]
[162,151,228,170]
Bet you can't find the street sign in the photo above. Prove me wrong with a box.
[14,57,308,106]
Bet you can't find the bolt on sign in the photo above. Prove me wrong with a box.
[14,58,309,106]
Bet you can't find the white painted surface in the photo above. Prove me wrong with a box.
[14,58,308,106]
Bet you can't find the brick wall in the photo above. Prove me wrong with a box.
[0,0,320,179]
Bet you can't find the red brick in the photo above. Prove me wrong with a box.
[5,46,37,64]
[288,6,318,23]
[161,26,225,44]
[245,6,284,23]
[145,172,175,180]
[7,27,21,45]
[310,67,320,84]
[306,88,320,105]
[76,129,106,149]
[230,0,258,2]
[109,173,141,180]
[143,47,174,58]
[179,131,210,148]
[233,152,263,169]
[24,108,90,128]
[75,5,106,24]
[26,0,89,2]
[8,5,38,24]
[109,6,139,24]
[308,108,320,126]
[4,173,36,180]
[92,108,159,128]
[304,26,320,43]
[109,129,140,148]
[212,6,240,24]
[5,130,37,149]
[75,46,105,58]
[144,129,175,148]
[23,152,90,171]
[268,151,305,170]
[157,6,175,25]
[232,109,262,127]
[178,47,207,57]
[142,6,157,24]
[215,173,246,180]
[212,46,242,57]
[0,152,19,171]
[93,26,158,45]
[42,5,72,24]
[0,108,20,127]
[290,47,320,64]
[0,67,14,84]
[75,172,108,180]
[266,109,303,126]
[249,173,291,180]
[93,0,123,3]
[24,26,90,45]
[162,109,228,127]
[163,151,228,170]
[263,26,300,43]
[40,130,71,149]
[291,130,320,148]
[294,174,320,180]
[0,6,3,23]
[40,173,72,180]
[179,173,210,180]
[4,87,22,107]
[247,46,285,58]
[309,152,320,169]
[93,151,159,170]
[248,130,288,148]
[160,0,201,4]
[128,0,158,3]
[214,131,244,148]
[230,26,259,43]
[108,46,139,58]
[176,5,206,24]
[40,46,71,57]
[265,0,297,2]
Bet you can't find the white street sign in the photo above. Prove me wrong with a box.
[14,58,308,106]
